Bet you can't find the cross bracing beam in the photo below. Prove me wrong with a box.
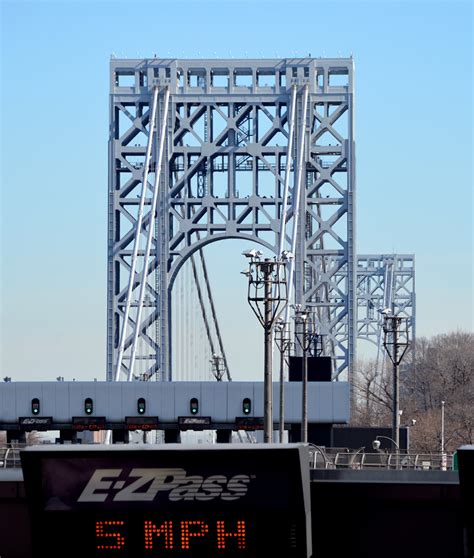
[107,58,356,383]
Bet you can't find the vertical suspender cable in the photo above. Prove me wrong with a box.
[128,88,170,381]
[198,248,232,381]
[284,84,309,324]
[114,86,159,382]
[190,253,217,358]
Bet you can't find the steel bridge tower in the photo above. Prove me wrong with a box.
[356,254,416,346]
[107,57,356,383]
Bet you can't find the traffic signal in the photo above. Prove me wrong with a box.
[84,398,93,415]
[31,398,40,415]
[137,397,146,415]
[190,397,199,415]
[242,397,252,415]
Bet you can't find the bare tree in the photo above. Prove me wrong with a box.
[352,332,473,452]
[402,331,473,451]
[351,358,392,426]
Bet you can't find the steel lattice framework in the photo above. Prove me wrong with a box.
[356,254,416,348]
[107,57,356,382]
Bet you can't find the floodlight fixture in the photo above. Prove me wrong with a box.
[242,254,289,443]
[242,249,262,260]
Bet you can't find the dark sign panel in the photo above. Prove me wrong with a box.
[235,417,264,431]
[21,444,312,558]
[178,416,211,430]
[72,416,106,431]
[125,417,159,431]
[458,445,474,556]
[19,417,53,429]
[289,356,332,382]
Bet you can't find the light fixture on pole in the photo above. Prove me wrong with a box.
[441,400,447,470]
[293,306,319,443]
[210,353,226,381]
[274,318,292,443]
[380,309,410,453]
[372,435,400,451]
[441,400,446,453]
[242,251,288,443]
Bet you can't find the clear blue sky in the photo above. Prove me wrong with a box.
[1,0,472,381]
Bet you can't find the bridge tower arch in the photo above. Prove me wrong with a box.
[107,57,356,383]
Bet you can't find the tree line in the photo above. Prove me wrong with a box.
[352,331,473,452]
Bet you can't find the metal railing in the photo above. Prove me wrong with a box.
[0,443,27,468]
[0,443,455,471]
[308,445,454,471]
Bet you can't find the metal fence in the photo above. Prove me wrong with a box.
[0,443,455,471]
[0,443,26,468]
[308,445,454,470]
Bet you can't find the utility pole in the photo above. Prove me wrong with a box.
[242,251,289,443]
[441,400,446,470]
[392,325,400,450]
[381,311,410,452]
[275,320,291,442]
[441,400,445,453]
[263,265,273,442]
[294,306,317,444]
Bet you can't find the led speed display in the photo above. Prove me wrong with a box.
[21,445,312,558]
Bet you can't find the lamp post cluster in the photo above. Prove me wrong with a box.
[380,310,410,451]
[242,250,290,443]
[274,319,292,442]
[293,306,321,443]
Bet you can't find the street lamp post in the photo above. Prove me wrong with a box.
[373,435,400,451]
[275,319,291,443]
[243,251,288,443]
[440,400,447,470]
[441,400,445,453]
[293,306,318,444]
[373,435,403,469]
[380,311,410,452]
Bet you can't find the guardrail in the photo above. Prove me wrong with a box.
[0,443,27,468]
[308,445,454,471]
[0,443,455,471]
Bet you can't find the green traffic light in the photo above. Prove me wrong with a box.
[84,398,93,415]
[190,398,199,415]
[31,398,40,415]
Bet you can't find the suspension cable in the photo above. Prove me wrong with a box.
[277,84,297,257]
[284,84,309,324]
[197,247,232,381]
[114,86,159,381]
[128,88,170,381]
